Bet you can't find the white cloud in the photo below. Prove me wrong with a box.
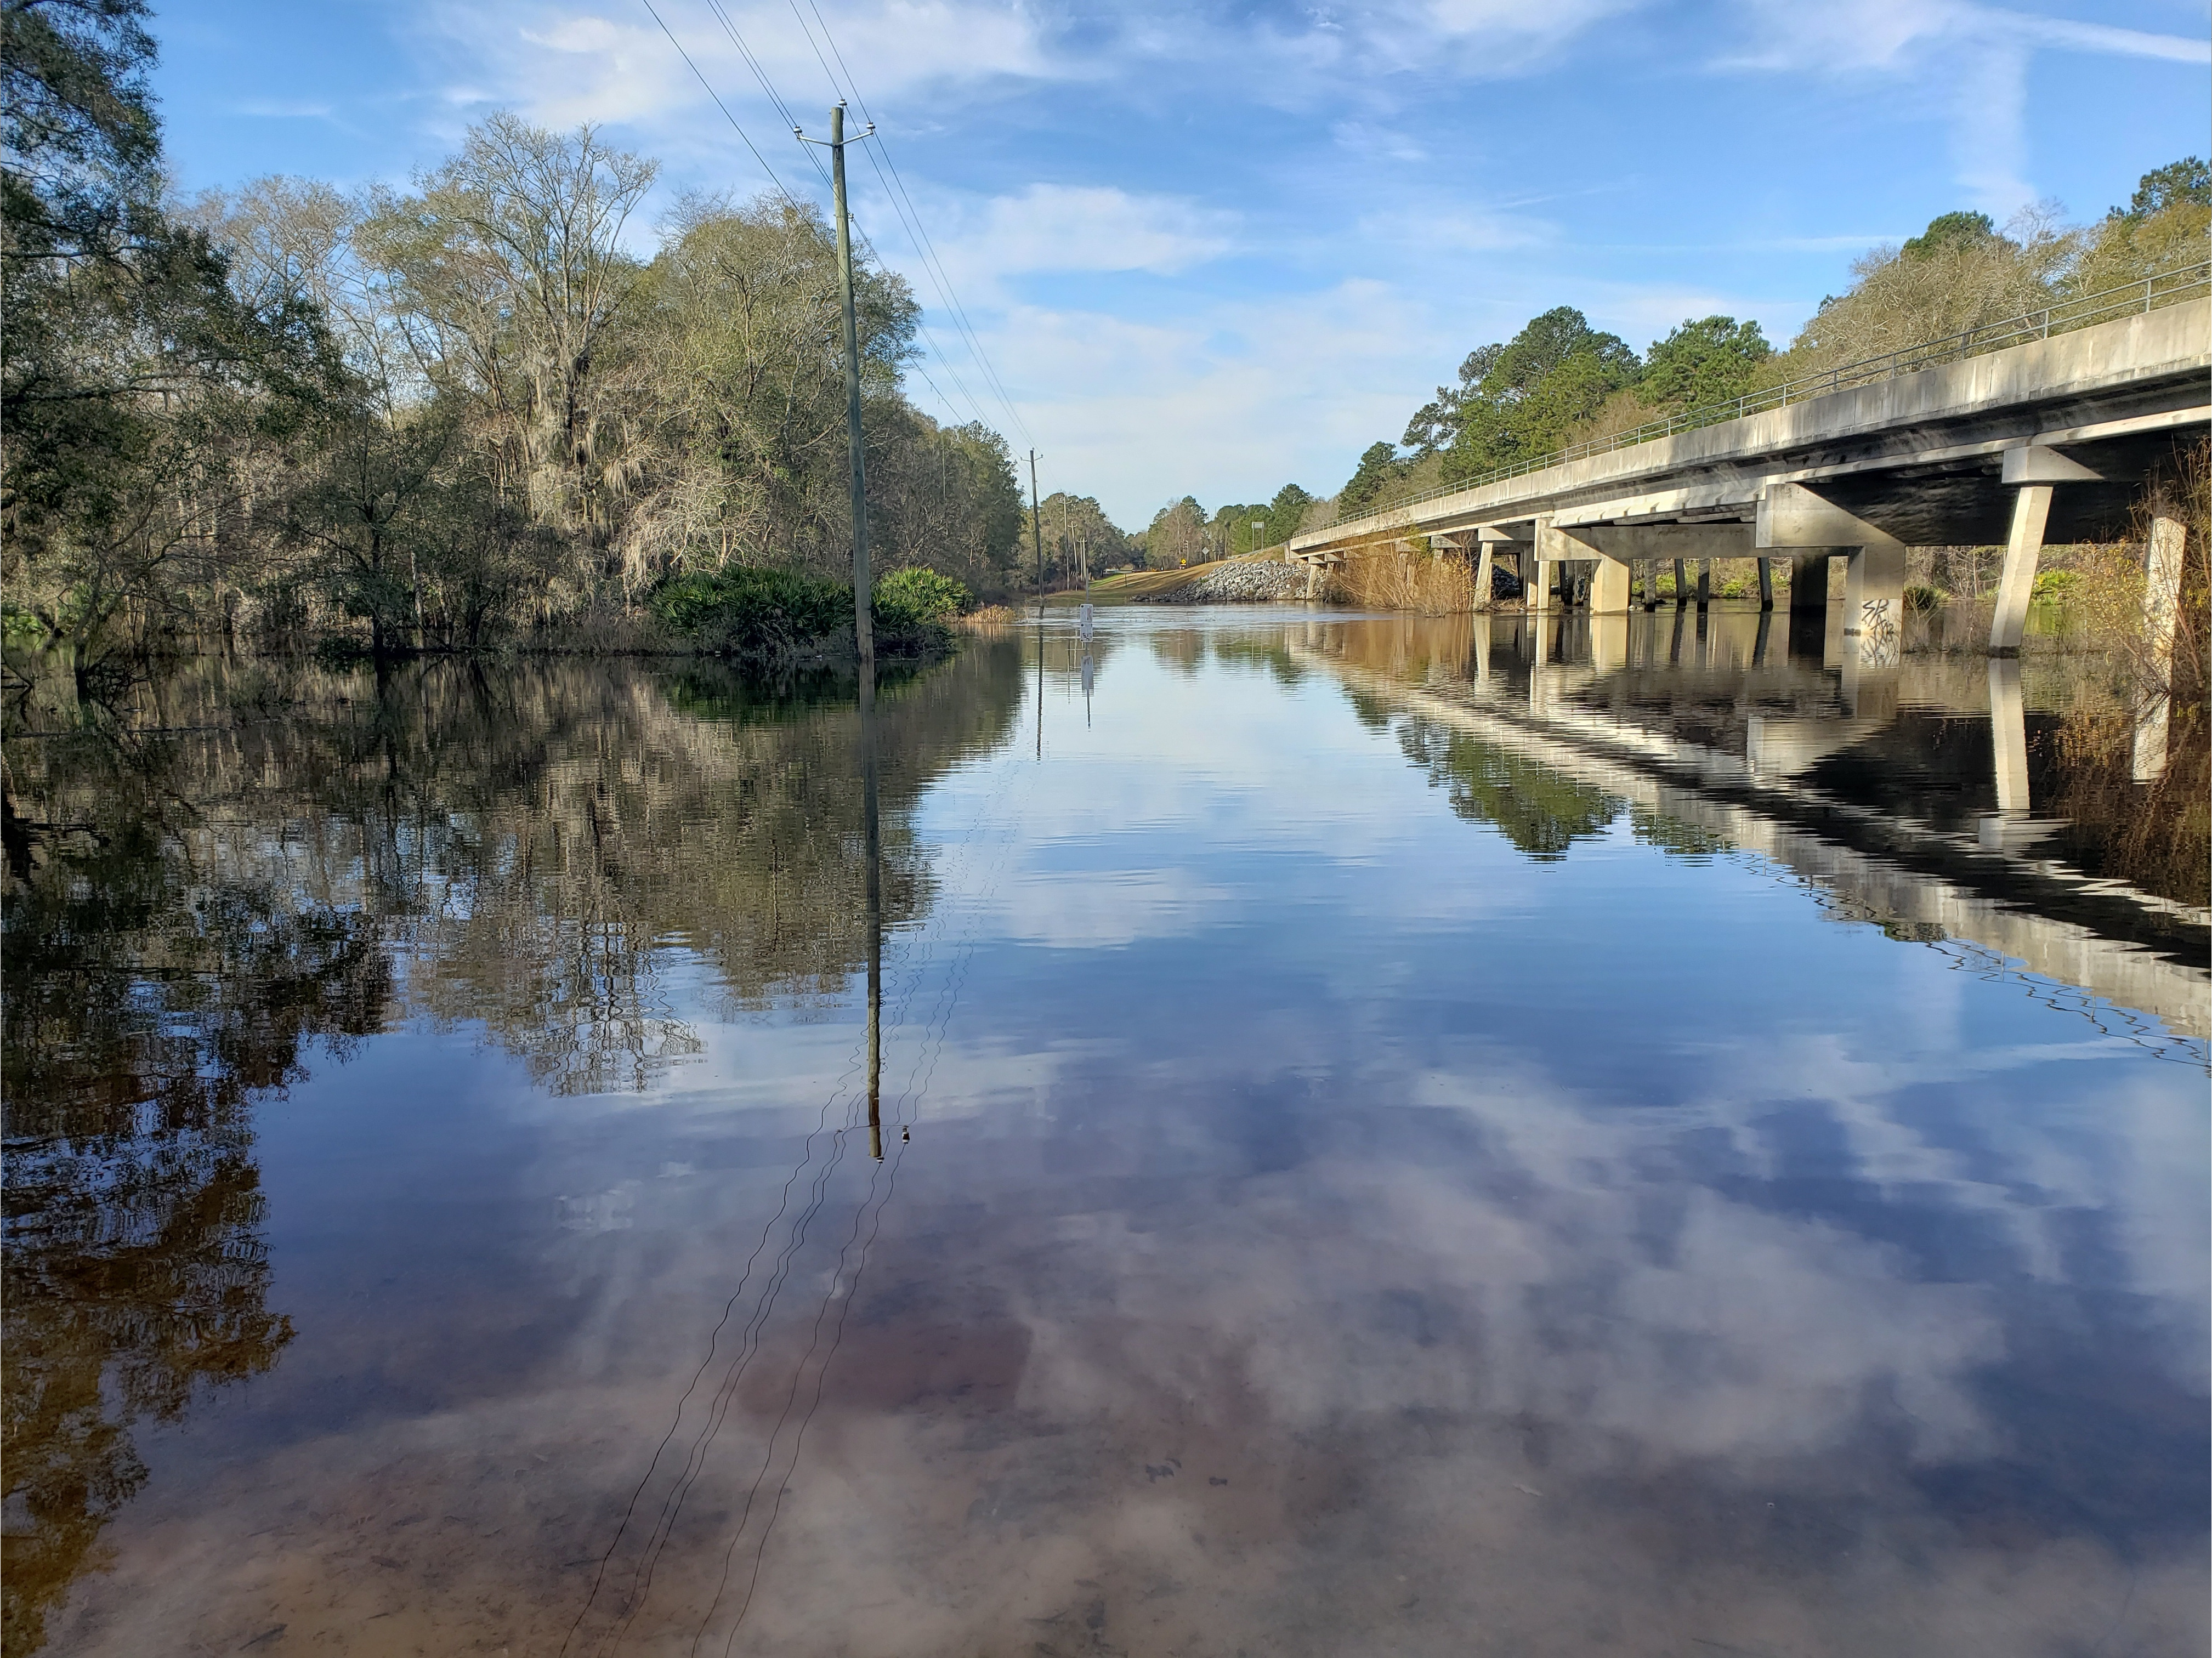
[414,0,1058,137]
[1331,118,1430,163]
[1719,1,2210,215]
[963,280,1452,520]
[946,184,1236,283]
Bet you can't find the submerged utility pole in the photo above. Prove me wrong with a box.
[1028,449,1046,610]
[800,105,885,1155]
[799,103,877,671]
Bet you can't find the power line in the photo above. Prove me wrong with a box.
[636,0,792,198]
[791,0,1029,438]
[696,0,1000,434]
[651,0,1000,436]
[643,0,1023,450]
[776,0,1036,451]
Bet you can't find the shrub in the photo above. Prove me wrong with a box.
[2031,569,2080,603]
[1904,583,1946,612]
[874,566,971,624]
[649,566,853,658]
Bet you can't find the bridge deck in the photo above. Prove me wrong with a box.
[1291,299,2210,558]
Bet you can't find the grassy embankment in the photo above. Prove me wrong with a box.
[1089,561,1243,600]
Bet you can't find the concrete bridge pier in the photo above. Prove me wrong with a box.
[1695,558,1712,609]
[1474,526,1520,609]
[1787,553,1830,615]
[2146,510,2187,676]
[2130,508,2189,780]
[1988,443,2112,654]
[1673,558,1689,607]
[1589,552,1631,615]
[1844,541,1907,666]
[1542,520,1738,616]
[1783,554,1837,662]
[1989,481,2055,655]
[1759,483,1905,666]
[1757,557,1774,610]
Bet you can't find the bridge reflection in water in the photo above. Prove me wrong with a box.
[1288,605,2208,1047]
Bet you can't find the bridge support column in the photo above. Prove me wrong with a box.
[1529,518,1562,614]
[1589,555,1631,614]
[1757,557,1774,610]
[1784,554,1833,661]
[1527,554,1552,612]
[1695,559,1711,609]
[1474,541,1495,609]
[1988,484,2053,655]
[1844,542,1907,664]
[1673,558,1689,607]
[1788,553,1830,615]
[2145,510,2185,670]
[1758,484,1909,665]
[1536,519,1637,614]
[2146,510,2186,678]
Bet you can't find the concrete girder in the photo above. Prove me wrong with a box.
[2002,442,2105,484]
[1564,524,1756,561]
[1755,481,1905,551]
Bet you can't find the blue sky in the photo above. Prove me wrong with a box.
[151,0,2209,526]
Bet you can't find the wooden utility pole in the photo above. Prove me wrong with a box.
[802,104,883,1152]
[1029,449,1046,609]
[802,103,876,671]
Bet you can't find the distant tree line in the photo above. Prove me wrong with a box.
[1127,483,1322,570]
[1330,159,2210,520]
[1020,490,1132,588]
[1,0,1046,673]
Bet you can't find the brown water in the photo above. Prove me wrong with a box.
[4,611,2207,1657]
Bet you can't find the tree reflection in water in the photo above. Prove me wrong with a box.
[0,644,1019,1651]
[2,686,385,1654]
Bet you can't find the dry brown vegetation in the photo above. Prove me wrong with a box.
[1331,544,1478,614]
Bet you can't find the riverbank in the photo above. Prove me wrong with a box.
[1091,557,1308,602]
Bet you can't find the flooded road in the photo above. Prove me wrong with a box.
[5,608,2207,1657]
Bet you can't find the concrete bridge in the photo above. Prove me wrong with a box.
[1283,614,2209,1045]
[1288,281,2209,662]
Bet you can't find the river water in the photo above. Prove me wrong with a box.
[5,606,2207,1657]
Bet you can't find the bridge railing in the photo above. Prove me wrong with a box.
[1309,259,2212,538]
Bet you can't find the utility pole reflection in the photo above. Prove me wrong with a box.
[860,649,884,1161]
